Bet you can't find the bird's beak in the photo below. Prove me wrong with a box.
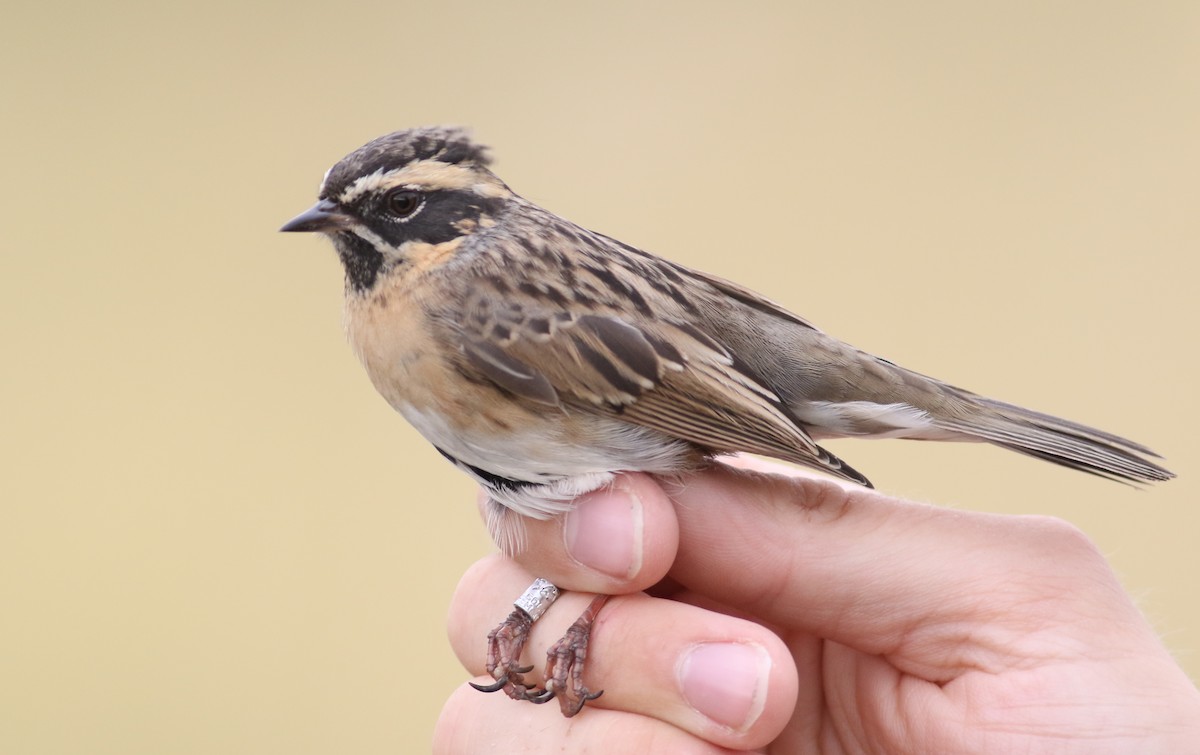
[279,200,354,233]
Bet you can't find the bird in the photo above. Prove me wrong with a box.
[280,125,1173,716]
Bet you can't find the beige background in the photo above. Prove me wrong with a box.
[3,1,1197,752]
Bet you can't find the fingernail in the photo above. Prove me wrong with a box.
[678,642,770,731]
[563,480,643,579]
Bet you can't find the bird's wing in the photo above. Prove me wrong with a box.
[455,289,871,487]
[590,228,825,331]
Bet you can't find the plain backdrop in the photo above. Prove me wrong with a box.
[3,2,1197,752]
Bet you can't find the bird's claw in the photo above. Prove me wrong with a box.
[468,677,509,694]
[475,608,553,702]
[527,687,556,704]
[542,595,609,717]
[473,593,611,716]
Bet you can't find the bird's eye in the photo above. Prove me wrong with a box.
[384,189,423,219]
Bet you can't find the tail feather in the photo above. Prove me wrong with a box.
[936,405,1174,484]
[992,442,1147,486]
[973,396,1163,458]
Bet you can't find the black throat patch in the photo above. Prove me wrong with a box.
[332,232,384,293]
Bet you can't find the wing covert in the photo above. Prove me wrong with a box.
[458,294,870,486]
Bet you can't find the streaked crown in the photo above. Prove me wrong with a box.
[319,126,492,200]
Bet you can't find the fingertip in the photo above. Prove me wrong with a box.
[563,477,645,580]
[659,606,799,747]
[590,596,798,749]
[516,472,680,594]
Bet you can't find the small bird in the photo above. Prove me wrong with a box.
[281,126,1173,716]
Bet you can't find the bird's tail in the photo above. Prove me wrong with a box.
[935,396,1174,484]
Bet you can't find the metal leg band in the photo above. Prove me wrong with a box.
[513,577,559,621]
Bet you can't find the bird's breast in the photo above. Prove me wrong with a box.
[342,276,704,491]
[341,278,575,466]
[343,277,444,412]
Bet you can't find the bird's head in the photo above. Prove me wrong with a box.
[281,126,512,293]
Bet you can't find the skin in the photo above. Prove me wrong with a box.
[434,460,1200,753]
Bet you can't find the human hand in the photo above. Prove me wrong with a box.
[434,460,1200,753]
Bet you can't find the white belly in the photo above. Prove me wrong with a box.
[398,401,693,486]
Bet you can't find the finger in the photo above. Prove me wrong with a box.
[433,684,741,755]
[666,459,1147,678]
[480,472,681,595]
[447,555,798,750]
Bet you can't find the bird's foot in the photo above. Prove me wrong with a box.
[470,578,560,703]
[469,607,554,703]
[541,594,610,717]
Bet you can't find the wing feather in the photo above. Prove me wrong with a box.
[460,299,870,486]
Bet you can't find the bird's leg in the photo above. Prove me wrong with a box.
[542,593,610,717]
[470,608,544,701]
[470,578,559,704]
